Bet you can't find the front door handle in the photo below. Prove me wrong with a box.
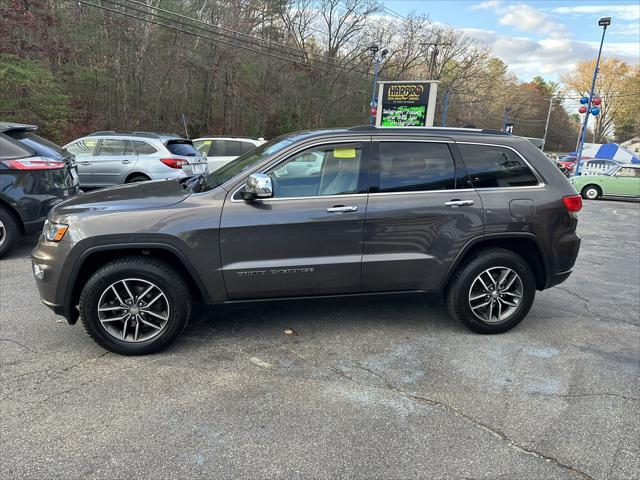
[444,199,475,208]
[79,161,91,166]
[121,160,131,164]
[327,205,358,213]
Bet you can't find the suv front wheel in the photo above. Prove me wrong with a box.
[79,256,192,355]
[446,248,536,334]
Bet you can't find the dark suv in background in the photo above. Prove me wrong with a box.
[32,126,582,355]
[0,123,79,258]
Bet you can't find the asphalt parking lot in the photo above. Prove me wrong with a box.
[1,199,638,479]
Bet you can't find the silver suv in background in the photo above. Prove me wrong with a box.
[64,132,208,188]
[193,136,265,172]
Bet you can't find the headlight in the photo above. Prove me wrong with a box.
[43,220,69,242]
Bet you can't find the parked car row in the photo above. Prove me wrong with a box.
[554,155,623,177]
[0,124,264,258]
[0,123,80,258]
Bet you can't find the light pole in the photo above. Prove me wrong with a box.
[369,45,388,125]
[574,16,610,176]
[541,98,554,152]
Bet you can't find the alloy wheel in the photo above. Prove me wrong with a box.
[586,188,599,199]
[97,278,170,342]
[468,266,523,323]
[0,219,5,248]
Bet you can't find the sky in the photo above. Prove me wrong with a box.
[379,0,640,81]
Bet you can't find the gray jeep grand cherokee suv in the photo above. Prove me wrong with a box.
[32,126,582,355]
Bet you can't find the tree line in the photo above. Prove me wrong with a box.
[0,0,637,149]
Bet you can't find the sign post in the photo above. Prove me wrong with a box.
[375,81,439,127]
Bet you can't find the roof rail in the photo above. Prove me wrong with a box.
[347,125,510,135]
[86,131,181,139]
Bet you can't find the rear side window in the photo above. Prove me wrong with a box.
[378,142,456,192]
[99,139,128,156]
[66,139,98,156]
[211,140,243,157]
[133,141,158,155]
[0,134,31,159]
[7,131,67,160]
[458,144,538,188]
[166,140,199,157]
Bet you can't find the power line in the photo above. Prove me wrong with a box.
[125,0,341,69]
[77,0,371,81]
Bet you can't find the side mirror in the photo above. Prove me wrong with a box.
[241,173,273,201]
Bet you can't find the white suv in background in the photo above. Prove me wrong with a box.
[193,136,265,172]
[64,132,208,188]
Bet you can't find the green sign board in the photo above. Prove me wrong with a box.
[376,81,438,127]
[381,105,427,127]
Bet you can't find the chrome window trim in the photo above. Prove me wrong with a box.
[456,141,546,188]
[369,188,475,197]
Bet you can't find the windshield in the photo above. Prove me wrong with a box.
[198,136,295,192]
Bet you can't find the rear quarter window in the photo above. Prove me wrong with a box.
[0,134,32,159]
[458,144,538,188]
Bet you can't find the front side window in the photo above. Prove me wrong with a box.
[378,142,456,192]
[99,139,128,156]
[616,167,639,178]
[268,143,363,198]
[240,141,256,154]
[212,140,242,157]
[193,140,212,156]
[458,144,538,188]
[66,139,98,156]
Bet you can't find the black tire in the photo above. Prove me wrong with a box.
[126,174,150,183]
[0,206,20,259]
[446,248,536,334]
[581,184,601,200]
[79,256,192,355]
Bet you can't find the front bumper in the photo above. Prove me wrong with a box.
[31,236,76,322]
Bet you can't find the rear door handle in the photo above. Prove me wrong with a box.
[79,161,91,166]
[121,160,131,164]
[326,205,358,213]
[444,199,475,207]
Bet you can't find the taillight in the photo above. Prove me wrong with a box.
[160,158,189,169]
[562,194,582,213]
[2,158,65,170]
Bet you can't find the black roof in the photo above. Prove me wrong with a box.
[0,122,38,134]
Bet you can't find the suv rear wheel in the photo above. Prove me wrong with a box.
[0,206,20,259]
[79,256,192,355]
[446,248,536,333]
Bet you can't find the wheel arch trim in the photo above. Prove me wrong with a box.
[63,242,211,323]
[440,233,548,291]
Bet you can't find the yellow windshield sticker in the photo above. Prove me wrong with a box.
[333,147,356,158]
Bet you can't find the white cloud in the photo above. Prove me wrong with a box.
[470,1,502,11]
[498,4,565,36]
[461,27,639,80]
[550,5,640,21]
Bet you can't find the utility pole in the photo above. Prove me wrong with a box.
[368,45,388,126]
[502,106,512,132]
[542,98,554,152]
[422,40,451,79]
[441,88,449,127]
[574,17,610,176]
